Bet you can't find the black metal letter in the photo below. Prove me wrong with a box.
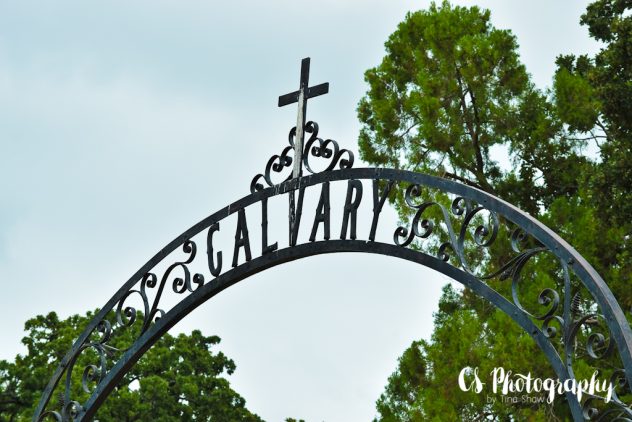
[310,181,330,242]
[369,179,394,241]
[232,209,252,267]
[340,179,363,240]
[261,197,278,255]
[289,186,306,247]
[207,222,222,277]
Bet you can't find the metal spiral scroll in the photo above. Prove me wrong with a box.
[114,240,205,335]
[250,129,295,193]
[534,261,632,418]
[250,121,354,193]
[392,186,561,322]
[567,302,632,419]
[393,183,560,320]
[43,320,116,421]
[38,240,206,421]
[393,184,499,275]
[302,121,354,174]
[394,182,632,417]
[580,370,632,420]
[34,168,632,422]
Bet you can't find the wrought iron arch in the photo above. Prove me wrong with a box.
[34,165,632,421]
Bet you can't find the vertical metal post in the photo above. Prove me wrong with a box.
[292,58,309,179]
[277,57,328,244]
[289,59,310,242]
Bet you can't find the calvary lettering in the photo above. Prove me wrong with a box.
[206,178,393,274]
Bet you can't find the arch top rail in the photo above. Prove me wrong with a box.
[35,166,632,422]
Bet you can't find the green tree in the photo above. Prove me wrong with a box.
[357,0,586,216]
[553,0,632,260]
[0,311,263,422]
[360,1,631,420]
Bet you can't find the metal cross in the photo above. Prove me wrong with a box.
[278,57,329,178]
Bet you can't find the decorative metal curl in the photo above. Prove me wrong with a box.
[139,239,200,332]
[398,189,557,322]
[394,186,499,275]
[56,239,207,418]
[395,183,632,419]
[78,346,107,394]
[608,370,630,406]
[250,129,294,193]
[568,314,617,361]
[250,121,353,193]
[303,121,354,174]
[561,292,632,418]
[59,330,110,421]
[511,261,561,321]
[393,201,442,248]
[392,181,632,417]
[451,196,472,216]
[582,397,602,420]
[34,167,632,422]
[36,411,62,422]
[542,315,565,339]
[92,319,112,345]
[510,227,531,253]
[63,401,83,420]
[581,395,632,421]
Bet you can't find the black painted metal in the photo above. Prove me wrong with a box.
[79,242,586,420]
[34,57,632,420]
[250,121,353,193]
[276,59,331,248]
[33,165,632,421]
[277,58,329,108]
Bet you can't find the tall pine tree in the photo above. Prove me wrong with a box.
[360,1,631,419]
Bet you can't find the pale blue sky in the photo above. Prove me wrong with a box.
[0,1,599,420]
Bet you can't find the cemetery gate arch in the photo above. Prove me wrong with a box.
[35,59,632,422]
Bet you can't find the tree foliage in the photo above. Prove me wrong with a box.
[0,311,263,422]
[357,0,588,216]
[554,0,632,229]
[360,1,632,420]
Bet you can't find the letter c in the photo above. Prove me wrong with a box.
[459,367,484,393]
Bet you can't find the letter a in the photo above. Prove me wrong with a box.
[310,182,330,242]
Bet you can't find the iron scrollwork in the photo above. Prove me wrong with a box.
[250,121,354,193]
[35,168,632,422]
[115,240,204,335]
[39,240,206,421]
[393,184,499,274]
[394,181,632,418]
